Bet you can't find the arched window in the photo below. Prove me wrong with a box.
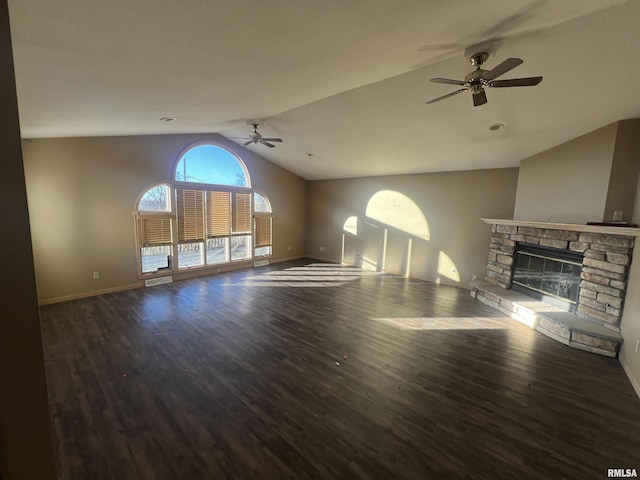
[134,143,271,277]
[254,192,272,257]
[139,184,171,211]
[174,144,250,187]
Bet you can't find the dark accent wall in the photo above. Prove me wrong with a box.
[0,0,57,477]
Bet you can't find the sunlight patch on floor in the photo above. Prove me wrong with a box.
[512,301,565,313]
[370,316,512,330]
[234,281,350,287]
[258,275,361,281]
[231,263,382,287]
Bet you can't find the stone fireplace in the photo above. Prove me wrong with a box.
[471,218,639,357]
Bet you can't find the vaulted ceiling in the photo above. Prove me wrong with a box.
[8,0,640,179]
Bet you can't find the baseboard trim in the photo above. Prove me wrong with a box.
[620,356,640,399]
[306,255,342,264]
[38,282,144,306]
[271,255,306,264]
[37,256,309,305]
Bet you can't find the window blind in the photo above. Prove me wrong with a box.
[138,218,172,247]
[206,191,230,238]
[254,215,272,247]
[176,189,205,243]
[232,192,252,234]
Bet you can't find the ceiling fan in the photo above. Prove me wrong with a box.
[427,51,542,107]
[237,122,283,148]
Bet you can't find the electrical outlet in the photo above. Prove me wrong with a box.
[471,274,477,281]
[613,210,624,221]
[288,246,291,251]
[635,339,640,353]
[92,271,100,279]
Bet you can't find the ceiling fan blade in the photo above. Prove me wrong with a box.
[261,141,276,148]
[242,140,253,146]
[430,77,466,86]
[489,76,543,88]
[426,88,468,104]
[483,58,523,81]
[473,89,488,107]
[261,138,283,142]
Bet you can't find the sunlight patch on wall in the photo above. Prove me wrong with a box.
[437,251,460,282]
[365,190,429,240]
[361,255,378,271]
[343,216,358,236]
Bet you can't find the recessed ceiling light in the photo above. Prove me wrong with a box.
[488,122,505,132]
[159,117,176,122]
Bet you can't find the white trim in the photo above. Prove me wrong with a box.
[308,255,341,264]
[39,256,307,305]
[270,255,305,264]
[38,282,145,305]
[620,357,640,399]
[145,276,173,287]
[481,218,640,236]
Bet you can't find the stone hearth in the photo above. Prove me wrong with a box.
[471,281,622,356]
[472,219,640,356]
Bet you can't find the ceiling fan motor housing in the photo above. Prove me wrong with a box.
[464,40,495,63]
[469,52,489,67]
[465,68,489,86]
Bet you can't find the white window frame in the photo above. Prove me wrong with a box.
[133,143,274,278]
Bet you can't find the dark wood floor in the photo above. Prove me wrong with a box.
[40,259,640,479]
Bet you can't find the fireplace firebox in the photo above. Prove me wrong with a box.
[512,243,583,312]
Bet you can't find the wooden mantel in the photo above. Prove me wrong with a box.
[481,218,640,237]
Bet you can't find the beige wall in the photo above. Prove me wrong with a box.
[620,147,640,396]
[605,119,640,223]
[620,250,640,397]
[306,168,519,286]
[23,134,307,302]
[0,0,56,476]
[514,123,618,224]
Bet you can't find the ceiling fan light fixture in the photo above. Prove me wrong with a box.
[488,122,505,132]
[159,117,176,122]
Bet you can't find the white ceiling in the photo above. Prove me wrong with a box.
[8,0,640,180]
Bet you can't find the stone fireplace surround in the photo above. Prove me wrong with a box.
[471,218,639,357]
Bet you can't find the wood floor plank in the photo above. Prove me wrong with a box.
[40,259,640,479]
